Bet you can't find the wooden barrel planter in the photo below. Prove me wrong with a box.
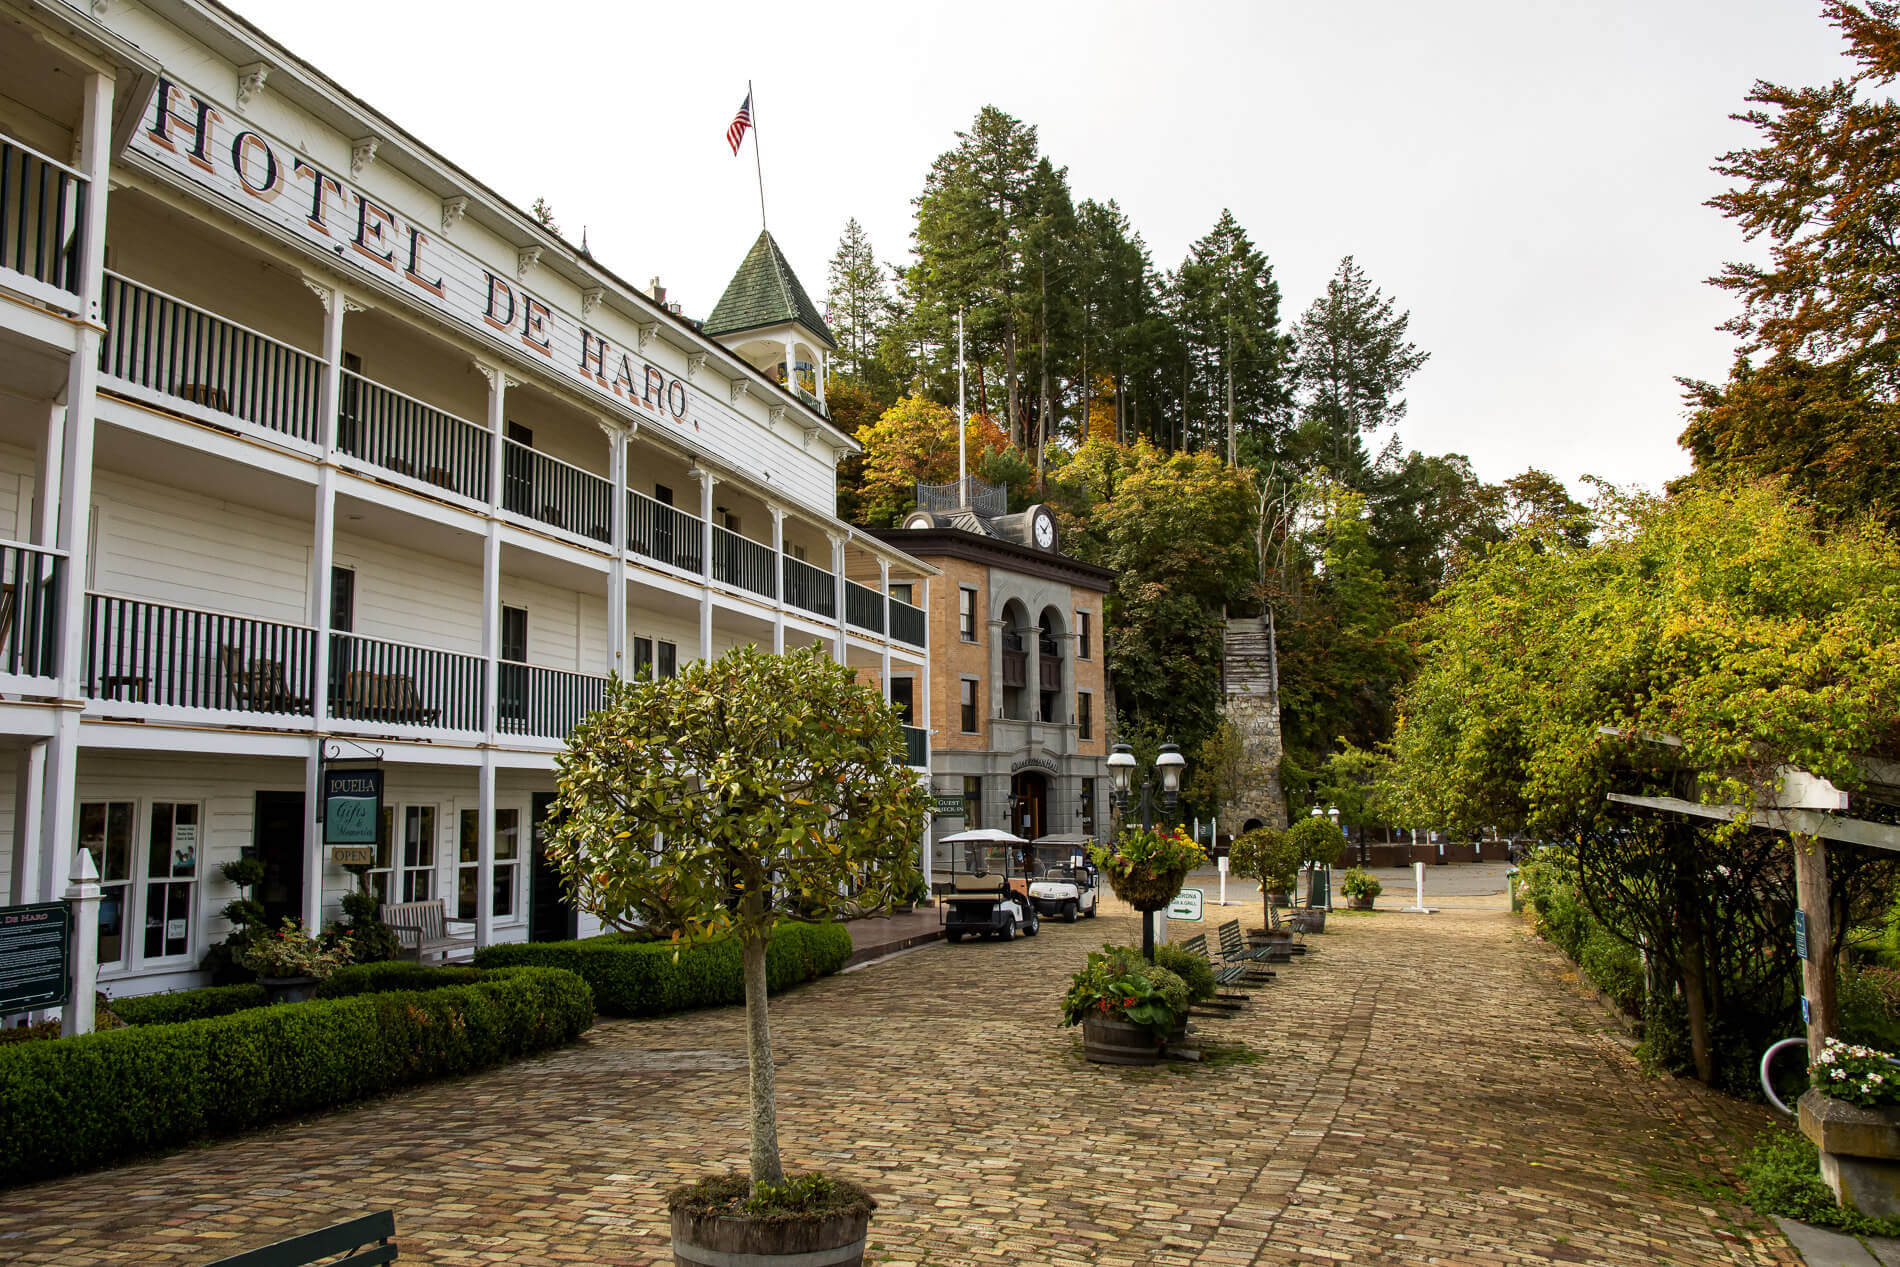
[670,1207,871,1267]
[1082,1016,1166,1065]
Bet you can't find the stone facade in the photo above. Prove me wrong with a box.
[1222,615,1287,832]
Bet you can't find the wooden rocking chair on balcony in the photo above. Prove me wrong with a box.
[220,647,309,714]
[340,671,441,726]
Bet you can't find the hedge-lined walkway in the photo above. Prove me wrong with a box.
[7,894,1799,1265]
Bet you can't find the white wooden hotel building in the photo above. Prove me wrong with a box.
[0,0,934,994]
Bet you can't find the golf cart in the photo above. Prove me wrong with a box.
[939,827,1039,943]
[1026,834,1100,922]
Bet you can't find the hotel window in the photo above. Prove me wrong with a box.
[658,640,679,679]
[1077,691,1093,740]
[1076,611,1092,660]
[959,587,978,641]
[962,776,983,828]
[890,582,914,604]
[143,803,199,961]
[634,636,654,679]
[77,801,135,968]
[960,678,979,733]
[890,676,915,724]
[458,807,522,920]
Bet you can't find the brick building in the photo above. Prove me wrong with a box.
[879,483,1113,872]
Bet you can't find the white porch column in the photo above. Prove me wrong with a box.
[828,532,847,661]
[478,364,511,737]
[476,754,496,947]
[770,506,786,655]
[11,742,45,906]
[783,339,796,391]
[33,404,61,549]
[698,467,714,663]
[39,71,113,909]
[301,281,351,932]
[877,559,891,699]
[917,577,932,735]
[816,351,828,409]
[604,424,628,677]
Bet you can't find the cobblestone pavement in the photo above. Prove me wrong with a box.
[4,895,1799,1266]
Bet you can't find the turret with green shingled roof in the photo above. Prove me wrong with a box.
[704,230,837,348]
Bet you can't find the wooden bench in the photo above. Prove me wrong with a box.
[340,672,441,726]
[209,1209,396,1266]
[378,899,474,964]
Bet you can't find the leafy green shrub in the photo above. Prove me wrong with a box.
[1740,1127,1900,1236]
[0,1021,62,1047]
[1841,964,1900,1052]
[108,984,268,1026]
[1231,827,1299,895]
[315,962,487,998]
[1286,816,1346,868]
[0,966,592,1185]
[473,922,852,1017]
[1339,867,1382,900]
[333,887,403,964]
[1579,927,1644,1017]
[1062,947,1190,1037]
[1150,941,1217,1002]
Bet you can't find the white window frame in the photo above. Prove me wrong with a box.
[959,586,979,641]
[1075,609,1093,660]
[77,798,204,976]
[141,801,202,966]
[960,676,980,734]
[456,801,526,924]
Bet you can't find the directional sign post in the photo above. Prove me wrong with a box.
[1167,887,1204,922]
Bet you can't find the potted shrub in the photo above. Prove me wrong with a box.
[1061,946,1191,1064]
[1340,867,1381,910]
[1229,826,1300,936]
[1286,817,1348,932]
[238,918,353,1002]
[547,646,926,1266]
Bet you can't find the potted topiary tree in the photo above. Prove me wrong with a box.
[546,645,927,1267]
[1228,826,1300,940]
[1285,816,1348,933]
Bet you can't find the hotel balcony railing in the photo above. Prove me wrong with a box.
[328,631,484,732]
[889,597,926,649]
[782,555,834,619]
[0,542,61,682]
[99,272,324,444]
[497,662,608,740]
[85,593,317,715]
[502,440,612,545]
[0,136,87,310]
[713,524,776,600]
[339,371,489,503]
[901,723,929,770]
[844,580,885,635]
[627,489,703,573]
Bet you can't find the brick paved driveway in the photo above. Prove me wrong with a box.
[4,895,1798,1266]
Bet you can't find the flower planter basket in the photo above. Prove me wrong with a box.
[257,974,317,1004]
[1082,1016,1166,1066]
[1106,865,1191,912]
[670,1205,871,1267]
[1348,895,1374,910]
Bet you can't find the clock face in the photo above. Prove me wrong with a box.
[1033,510,1055,549]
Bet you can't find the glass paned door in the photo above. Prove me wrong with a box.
[401,806,436,901]
[78,801,134,967]
[143,803,199,960]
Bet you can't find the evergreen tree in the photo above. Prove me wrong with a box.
[826,219,888,386]
[1292,256,1429,485]
[1173,210,1293,464]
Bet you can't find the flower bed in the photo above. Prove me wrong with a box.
[473,922,852,1017]
[0,966,592,1185]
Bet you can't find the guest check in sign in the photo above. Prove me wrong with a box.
[324,768,384,865]
[0,902,71,1012]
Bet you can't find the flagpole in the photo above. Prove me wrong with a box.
[957,307,967,500]
[749,79,767,231]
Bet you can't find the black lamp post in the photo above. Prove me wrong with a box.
[1106,740,1186,961]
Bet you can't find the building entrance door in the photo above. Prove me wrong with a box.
[252,791,305,926]
[1010,771,1049,842]
[528,791,574,942]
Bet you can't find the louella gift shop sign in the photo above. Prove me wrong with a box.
[130,79,694,430]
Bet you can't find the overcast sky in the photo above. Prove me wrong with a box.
[229,0,1855,495]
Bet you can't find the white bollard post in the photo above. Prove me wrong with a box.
[1217,854,1228,906]
[1402,859,1438,915]
[62,850,101,1037]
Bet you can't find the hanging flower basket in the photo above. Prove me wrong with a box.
[1091,827,1205,913]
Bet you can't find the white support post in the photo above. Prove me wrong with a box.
[770,507,786,654]
[604,425,627,677]
[829,533,847,661]
[699,468,715,664]
[11,742,45,906]
[878,559,891,698]
[476,754,496,948]
[61,849,100,1037]
[302,745,323,929]
[478,365,510,737]
[302,282,350,933]
[33,404,61,550]
[917,576,932,735]
[40,72,115,913]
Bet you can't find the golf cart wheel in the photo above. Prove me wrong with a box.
[1064,901,1078,923]
[1085,901,1097,918]
[1000,918,1017,942]
[1024,912,1039,936]
[945,930,963,944]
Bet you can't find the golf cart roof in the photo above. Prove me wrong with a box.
[1032,834,1092,846]
[940,828,1029,845]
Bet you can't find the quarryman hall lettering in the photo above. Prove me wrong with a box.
[134,79,694,429]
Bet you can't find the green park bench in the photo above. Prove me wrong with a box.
[1217,920,1281,982]
[207,1210,396,1267]
[1178,932,1251,1013]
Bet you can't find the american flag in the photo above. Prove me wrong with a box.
[726,92,753,155]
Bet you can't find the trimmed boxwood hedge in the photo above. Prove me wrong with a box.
[108,983,269,1026]
[473,921,852,1017]
[315,962,487,997]
[0,966,592,1186]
